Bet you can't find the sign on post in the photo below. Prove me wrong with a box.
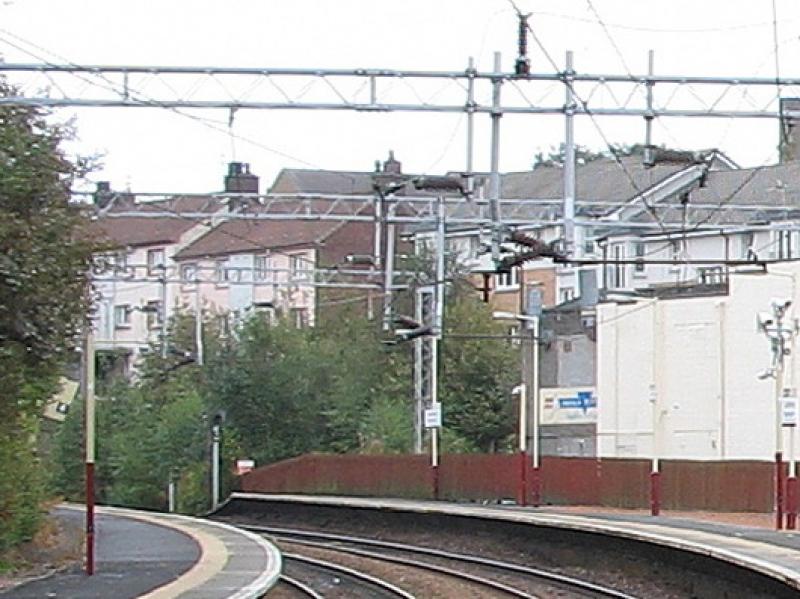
[424,402,442,428]
[781,395,798,427]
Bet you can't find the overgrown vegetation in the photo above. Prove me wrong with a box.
[0,78,96,557]
[53,281,519,514]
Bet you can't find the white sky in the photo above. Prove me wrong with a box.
[3,0,800,193]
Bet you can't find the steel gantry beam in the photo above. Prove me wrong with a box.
[3,61,800,119]
[83,190,789,230]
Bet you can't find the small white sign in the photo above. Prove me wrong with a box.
[235,459,255,475]
[781,396,798,427]
[424,403,442,428]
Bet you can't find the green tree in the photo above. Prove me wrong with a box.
[0,79,96,552]
[440,285,519,452]
[533,143,606,168]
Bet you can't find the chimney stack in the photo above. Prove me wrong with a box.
[93,181,113,208]
[224,162,259,193]
[382,151,402,175]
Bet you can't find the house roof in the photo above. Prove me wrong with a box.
[629,160,800,226]
[89,216,197,247]
[174,218,343,259]
[269,168,377,195]
[89,194,226,248]
[104,193,224,215]
[502,156,695,203]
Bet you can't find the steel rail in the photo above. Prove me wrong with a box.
[283,553,415,599]
[277,575,323,599]
[282,537,535,598]
[248,525,637,599]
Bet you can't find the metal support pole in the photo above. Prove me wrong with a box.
[789,426,797,529]
[530,316,541,507]
[434,195,446,336]
[465,56,476,195]
[516,382,527,506]
[413,290,424,454]
[168,476,176,513]
[563,50,577,258]
[430,332,440,501]
[651,301,662,517]
[776,360,785,530]
[82,328,96,576]
[644,50,656,167]
[382,203,396,331]
[489,52,503,264]
[160,266,168,359]
[430,195,445,493]
[211,423,220,510]
[373,191,383,270]
[195,285,203,366]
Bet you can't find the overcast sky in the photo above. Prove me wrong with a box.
[3,0,800,193]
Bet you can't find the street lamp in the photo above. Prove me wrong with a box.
[493,311,540,506]
[210,410,225,511]
[758,299,798,530]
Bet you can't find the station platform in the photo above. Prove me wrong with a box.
[230,492,800,592]
[2,504,281,599]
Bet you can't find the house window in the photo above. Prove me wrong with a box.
[108,251,129,275]
[255,255,272,282]
[560,287,574,303]
[291,307,309,329]
[609,243,626,289]
[741,232,755,260]
[290,254,311,281]
[467,236,480,260]
[145,300,162,329]
[147,248,165,276]
[217,314,231,337]
[214,261,229,285]
[777,230,794,260]
[669,240,681,271]
[180,263,197,285]
[634,242,645,273]
[494,267,519,289]
[114,305,131,328]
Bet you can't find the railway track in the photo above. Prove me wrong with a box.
[278,552,414,598]
[245,524,638,598]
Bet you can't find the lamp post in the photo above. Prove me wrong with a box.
[494,311,540,506]
[210,411,225,511]
[511,384,527,506]
[80,326,96,576]
[758,299,797,530]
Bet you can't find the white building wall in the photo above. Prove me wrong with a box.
[176,248,317,328]
[598,262,800,460]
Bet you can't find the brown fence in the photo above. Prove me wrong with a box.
[239,453,775,512]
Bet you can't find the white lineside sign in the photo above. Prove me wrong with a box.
[539,387,597,425]
[235,459,255,475]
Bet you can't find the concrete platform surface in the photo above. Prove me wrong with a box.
[1,504,281,599]
[231,492,800,591]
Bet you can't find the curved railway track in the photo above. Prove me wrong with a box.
[245,524,638,598]
[279,552,414,598]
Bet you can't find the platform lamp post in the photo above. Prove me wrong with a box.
[494,311,540,506]
[757,300,798,530]
[210,411,225,511]
[80,325,96,576]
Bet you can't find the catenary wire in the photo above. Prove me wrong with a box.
[506,0,667,232]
